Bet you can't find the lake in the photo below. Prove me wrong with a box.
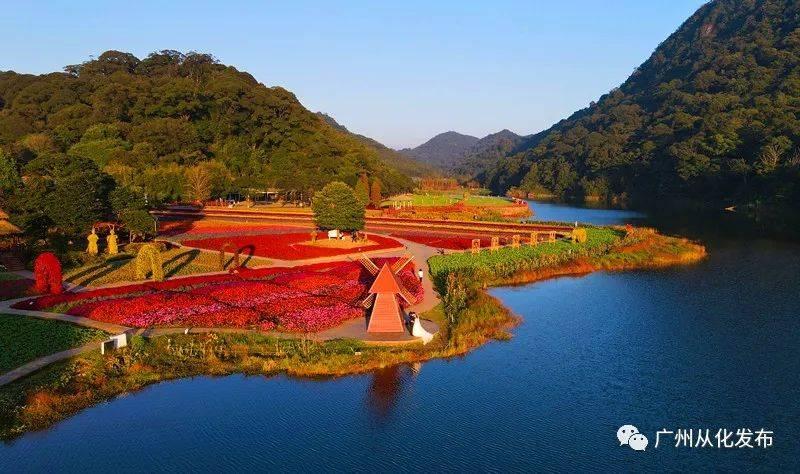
[1,203,798,472]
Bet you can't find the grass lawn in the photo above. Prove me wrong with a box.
[383,192,511,208]
[0,273,22,282]
[0,315,107,373]
[64,248,271,287]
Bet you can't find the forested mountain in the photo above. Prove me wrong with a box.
[399,131,479,169]
[479,0,800,211]
[455,129,525,177]
[316,112,438,178]
[0,50,413,201]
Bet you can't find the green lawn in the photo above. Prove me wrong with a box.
[0,273,21,282]
[64,247,271,287]
[383,192,511,208]
[0,315,107,373]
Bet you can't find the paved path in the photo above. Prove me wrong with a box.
[0,234,442,386]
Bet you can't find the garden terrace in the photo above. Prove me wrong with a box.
[181,232,403,261]
[63,247,271,288]
[153,208,573,237]
[13,260,424,334]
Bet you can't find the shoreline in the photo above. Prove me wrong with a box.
[0,229,705,440]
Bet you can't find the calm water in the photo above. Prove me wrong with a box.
[2,203,799,472]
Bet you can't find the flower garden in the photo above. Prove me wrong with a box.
[14,259,423,333]
[388,231,492,250]
[182,232,403,260]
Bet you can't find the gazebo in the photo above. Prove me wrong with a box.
[0,208,22,250]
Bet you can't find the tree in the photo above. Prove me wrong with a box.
[369,178,382,207]
[120,209,155,241]
[311,181,365,232]
[354,173,370,206]
[0,149,20,194]
[185,164,212,202]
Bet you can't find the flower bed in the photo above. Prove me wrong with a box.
[159,219,306,238]
[14,259,425,333]
[390,232,492,250]
[182,232,403,260]
[0,278,35,301]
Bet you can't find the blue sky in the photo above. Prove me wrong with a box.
[0,1,707,148]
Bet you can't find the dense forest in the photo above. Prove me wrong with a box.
[0,50,417,240]
[316,112,438,178]
[479,0,800,212]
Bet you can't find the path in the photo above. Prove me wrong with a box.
[0,233,442,387]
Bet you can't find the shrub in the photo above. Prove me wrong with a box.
[125,241,167,254]
[33,252,63,295]
[572,228,587,243]
[134,244,164,281]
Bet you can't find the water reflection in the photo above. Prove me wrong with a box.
[364,364,420,423]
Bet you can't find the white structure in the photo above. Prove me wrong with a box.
[101,333,129,354]
[327,229,342,239]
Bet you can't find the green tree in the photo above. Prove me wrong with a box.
[354,173,370,205]
[120,209,155,241]
[311,181,365,232]
[0,150,21,194]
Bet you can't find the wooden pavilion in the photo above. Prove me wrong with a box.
[0,208,22,250]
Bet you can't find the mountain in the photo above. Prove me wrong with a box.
[455,129,525,177]
[399,131,479,169]
[0,50,413,198]
[316,113,438,178]
[479,0,800,211]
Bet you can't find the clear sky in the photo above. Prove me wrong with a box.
[0,0,707,149]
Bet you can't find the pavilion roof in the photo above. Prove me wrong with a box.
[368,263,403,294]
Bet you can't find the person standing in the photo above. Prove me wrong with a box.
[418,268,424,283]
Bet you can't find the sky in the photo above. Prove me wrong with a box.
[0,0,707,149]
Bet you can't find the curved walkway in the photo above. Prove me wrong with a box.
[0,235,442,387]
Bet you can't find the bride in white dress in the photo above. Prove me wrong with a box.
[410,312,434,344]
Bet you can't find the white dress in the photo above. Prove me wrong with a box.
[412,317,434,344]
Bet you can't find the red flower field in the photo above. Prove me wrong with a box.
[14,259,423,333]
[182,232,403,260]
[390,232,492,250]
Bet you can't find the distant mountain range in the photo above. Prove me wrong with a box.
[399,129,526,172]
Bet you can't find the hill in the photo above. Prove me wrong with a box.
[479,0,800,211]
[399,131,479,169]
[0,50,413,199]
[455,129,525,177]
[316,113,438,178]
